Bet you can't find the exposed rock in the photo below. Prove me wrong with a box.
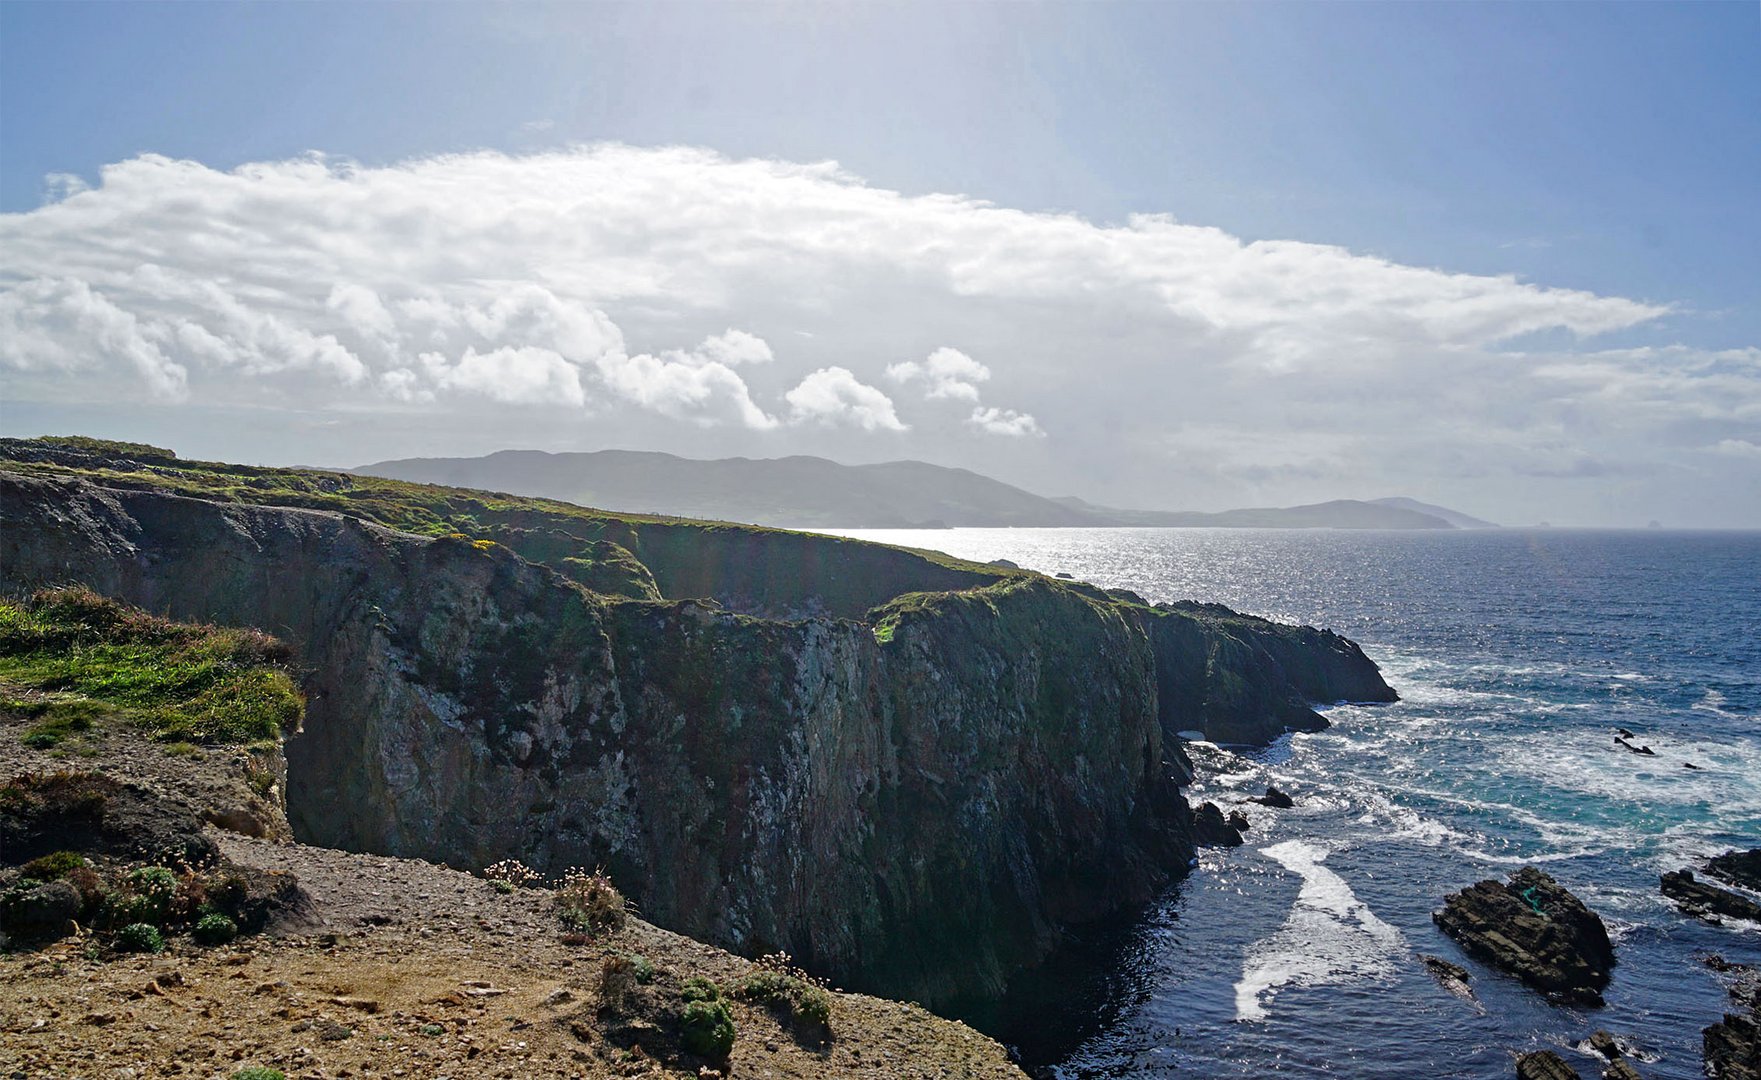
[1603,1060,1643,1080]
[0,461,1393,1010]
[1434,868,1615,1005]
[1192,802,1244,847]
[1143,601,1396,745]
[1225,809,1251,833]
[1614,736,1655,756]
[987,559,1020,570]
[1419,953,1477,1002]
[1705,1011,1761,1080]
[1662,870,1761,924]
[1516,1050,1583,1080]
[1708,850,1761,893]
[1251,786,1296,809]
[0,880,81,941]
[0,770,218,869]
[1588,1030,1622,1059]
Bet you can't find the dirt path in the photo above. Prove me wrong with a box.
[2,833,1026,1080]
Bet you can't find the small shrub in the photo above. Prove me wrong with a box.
[492,879,514,895]
[193,912,238,945]
[123,866,179,922]
[554,869,625,934]
[21,731,59,749]
[737,953,833,1036]
[116,922,164,953]
[681,975,720,1004]
[20,850,87,880]
[679,996,735,1059]
[418,1023,445,1037]
[162,741,200,758]
[230,1068,286,1080]
[599,953,639,1010]
[483,858,543,889]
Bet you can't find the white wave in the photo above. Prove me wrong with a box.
[1233,841,1407,1022]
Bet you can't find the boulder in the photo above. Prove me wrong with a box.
[1705,1011,1760,1080]
[1434,867,1615,1005]
[1602,1061,1642,1080]
[1516,1050,1583,1080]
[1192,802,1244,847]
[1662,870,1761,924]
[1587,1030,1621,1060]
[1251,785,1296,809]
[1707,849,1761,893]
[0,880,81,941]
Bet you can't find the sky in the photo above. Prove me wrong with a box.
[1,2,1758,526]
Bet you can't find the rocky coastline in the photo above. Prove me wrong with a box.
[0,437,1396,1018]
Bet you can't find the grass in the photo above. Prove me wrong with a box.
[0,435,1022,619]
[0,587,302,746]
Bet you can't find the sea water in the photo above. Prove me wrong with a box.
[824,527,1761,1078]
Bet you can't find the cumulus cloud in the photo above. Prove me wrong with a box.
[967,406,1044,437]
[888,346,990,400]
[1,143,1748,521]
[785,367,906,431]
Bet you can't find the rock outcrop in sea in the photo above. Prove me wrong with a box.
[0,438,1396,1010]
[1434,867,1616,1006]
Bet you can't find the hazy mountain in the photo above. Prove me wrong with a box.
[1369,496,1500,528]
[356,449,1473,530]
[357,449,1092,528]
[1052,496,1462,530]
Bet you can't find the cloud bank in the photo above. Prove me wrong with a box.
[1,143,1753,522]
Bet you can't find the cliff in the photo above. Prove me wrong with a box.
[0,438,1395,1010]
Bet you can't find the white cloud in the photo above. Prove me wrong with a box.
[0,277,187,398]
[1,143,1749,522]
[967,406,1044,437]
[595,347,777,429]
[695,328,774,367]
[785,367,906,431]
[424,346,587,407]
[888,346,990,401]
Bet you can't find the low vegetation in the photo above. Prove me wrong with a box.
[0,586,302,747]
[554,868,627,934]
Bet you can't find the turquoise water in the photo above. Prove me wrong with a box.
[828,527,1761,1078]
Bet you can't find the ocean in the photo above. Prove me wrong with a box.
[825,526,1761,1078]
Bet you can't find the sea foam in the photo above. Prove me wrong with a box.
[1232,840,1406,1022]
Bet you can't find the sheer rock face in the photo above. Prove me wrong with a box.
[1141,600,1397,745]
[0,467,1386,1009]
[1434,867,1616,1006]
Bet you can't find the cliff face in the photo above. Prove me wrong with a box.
[2,471,1188,1007]
[1142,600,1397,745]
[0,452,1393,1009]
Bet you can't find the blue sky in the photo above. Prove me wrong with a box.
[2,2,1758,524]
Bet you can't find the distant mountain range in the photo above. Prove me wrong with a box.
[355,449,1499,530]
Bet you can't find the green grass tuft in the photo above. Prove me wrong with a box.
[0,587,302,746]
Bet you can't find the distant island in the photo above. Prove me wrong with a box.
[356,449,1499,531]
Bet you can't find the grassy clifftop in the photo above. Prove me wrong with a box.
[0,436,1014,620]
[1,586,302,750]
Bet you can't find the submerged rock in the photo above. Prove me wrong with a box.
[1516,1050,1583,1080]
[1662,870,1761,924]
[1419,953,1477,1002]
[1434,867,1615,1005]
